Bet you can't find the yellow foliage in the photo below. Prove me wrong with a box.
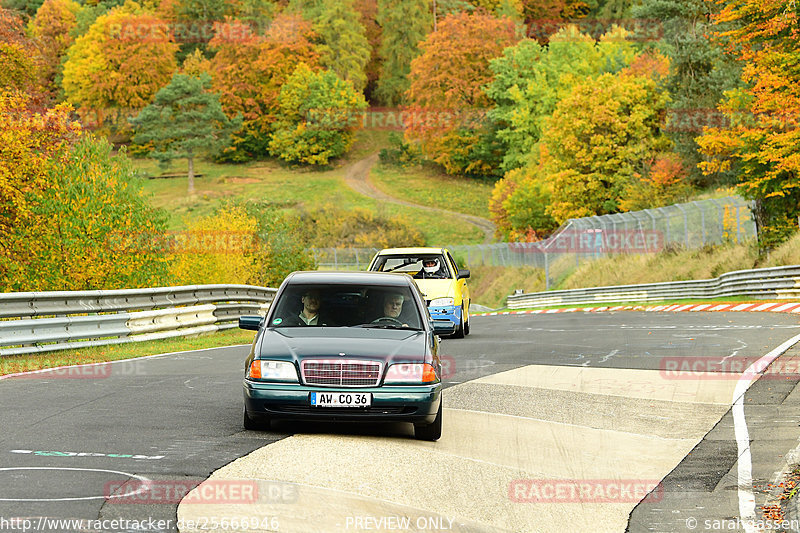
[169,205,260,285]
[62,1,178,127]
[0,91,80,241]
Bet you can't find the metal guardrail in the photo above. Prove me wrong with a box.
[0,285,276,356]
[506,265,800,309]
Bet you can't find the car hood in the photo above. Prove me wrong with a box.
[413,278,457,301]
[257,327,429,364]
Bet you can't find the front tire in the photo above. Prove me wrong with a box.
[452,304,466,338]
[414,401,442,441]
[463,303,470,336]
[243,407,270,431]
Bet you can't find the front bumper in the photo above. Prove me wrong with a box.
[244,380,442,424]
[428,304,461,329]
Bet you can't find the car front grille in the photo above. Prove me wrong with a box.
[301,359,382,387]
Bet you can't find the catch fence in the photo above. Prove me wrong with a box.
[311,196,755,289]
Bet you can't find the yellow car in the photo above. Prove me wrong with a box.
[367,247,471,338]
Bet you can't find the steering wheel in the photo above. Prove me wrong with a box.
[371,317,404,326]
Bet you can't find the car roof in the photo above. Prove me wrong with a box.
[284,270,414,287]
[374,247,446,255]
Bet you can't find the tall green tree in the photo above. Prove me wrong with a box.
[314,0,370,92]
[375,0,430,106]
[632,0,741,188]
[131,73,241,194]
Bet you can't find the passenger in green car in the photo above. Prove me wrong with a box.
[283,289,333,326]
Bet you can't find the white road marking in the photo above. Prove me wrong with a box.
[0,467,150,502]
[732,332,800,533]
[0,344,250,381]
[599,350,619,363]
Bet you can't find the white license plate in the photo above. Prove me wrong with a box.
[310,392,372,407]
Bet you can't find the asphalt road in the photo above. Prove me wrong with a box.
[1,311,799,532]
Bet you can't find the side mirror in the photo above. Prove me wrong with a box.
[457,269,470,280]
[433,320,456,336]
[239,315,262,331]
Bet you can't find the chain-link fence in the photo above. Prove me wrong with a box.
[310,196,756,288]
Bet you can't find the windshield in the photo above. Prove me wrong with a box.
[268,283,423,329]
[370,254,452,278]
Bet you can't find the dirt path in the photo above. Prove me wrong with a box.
[343,154,496,244]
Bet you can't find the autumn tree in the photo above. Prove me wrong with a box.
[632,0,741,187]
[488,158,558,241]
[62,2,178,130]
[269,63,367,165]
[353,0,381,100]
[170,204,260,286]
[405,11,520,176]
[487,25,637,173]
[375,0,430,106]
[131,73,241,194]
[207,13,319,160]
[544,72,672,222]
[248,204,316,287]
[3,135,171,291]
[0,8,42,97]
[0,92,80,283]
[490,68,674,238]
[697,0,800,249]
[313,0,370,92]
[27,0,80,95]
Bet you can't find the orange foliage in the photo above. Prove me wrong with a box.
[404,11,520,174]
[28,0,80,95]
[207,13,320,158]
[697,0,800,245]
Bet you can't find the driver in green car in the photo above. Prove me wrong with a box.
[384,292,404,318]
[372,292,409,327]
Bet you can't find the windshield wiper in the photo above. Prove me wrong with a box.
[385,263,418,273]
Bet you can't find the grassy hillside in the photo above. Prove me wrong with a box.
[131,132,487,245]
[370,164,495,219]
